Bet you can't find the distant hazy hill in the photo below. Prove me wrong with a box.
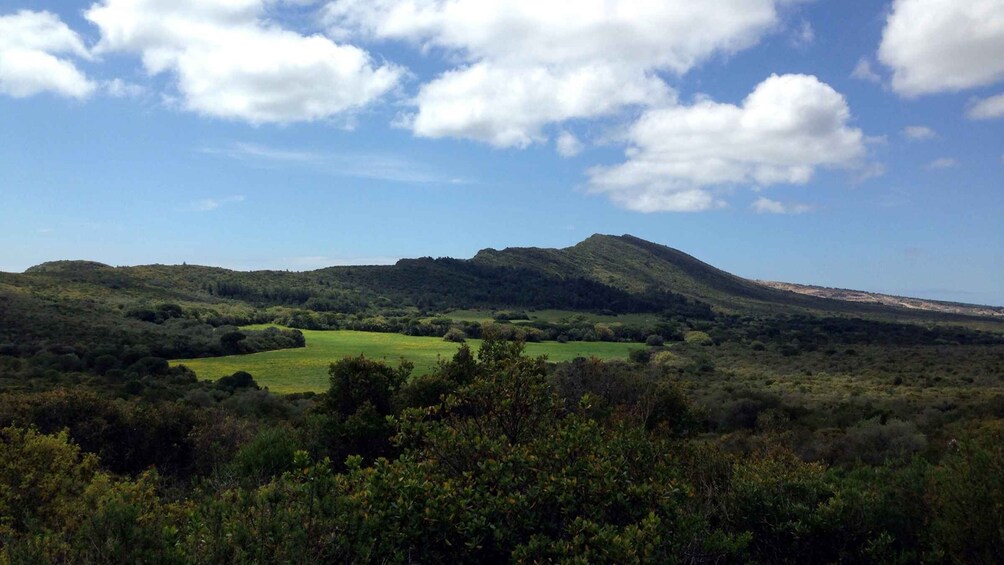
[758,280,1004,319]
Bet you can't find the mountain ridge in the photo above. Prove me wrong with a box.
[8,234,1001,323]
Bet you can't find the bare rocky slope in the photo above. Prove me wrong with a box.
[756,281,1004,319]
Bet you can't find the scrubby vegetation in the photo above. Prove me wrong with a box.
[0,332,1002,563]
[1,236,1003,562]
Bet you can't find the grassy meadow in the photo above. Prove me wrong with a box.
[171,327,639,393]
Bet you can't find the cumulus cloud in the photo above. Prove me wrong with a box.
[751,197,812,214]
[879,0,1004,96]
[325,0,791,147]
[406,62,672,147]
[902,125,936,140]
[0,10,96,99]
[587,74,866,212]
[85,0,402,124]
[967,93,1004,120]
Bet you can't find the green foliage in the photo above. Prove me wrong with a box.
[0,427,99,537]
[227,426,298,486]
[684,330,713,345]
[442,327,466,343]
[323,355,413,463]
[0,428,183,564]
[215,370,259,392]
[722,448,832,563]
[327,356,412,417]
[2,236,1004,563]
[927,423,1004,563]
[628,348,652,364]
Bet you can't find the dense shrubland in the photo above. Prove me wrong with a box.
[0,329,1002,563]
[2,245,1004,562]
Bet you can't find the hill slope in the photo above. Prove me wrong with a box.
[3,234,1000,344]
[471,234,999,323]
[758,280,1004,319]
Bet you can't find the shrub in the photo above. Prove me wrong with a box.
[228,427,299,485]
[629,348,652,364]
[927,424,1004,562]
[128,356,169,377]
[443,328,467,343]
[684,331,713,345]
[216,371,260,392]
[841,418,927,465]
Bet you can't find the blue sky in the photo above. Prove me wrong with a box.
[0,0,1002,305]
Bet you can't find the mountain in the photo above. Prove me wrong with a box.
[471,234,999,323]
[3,235,1000,340]
[472,234,790,306]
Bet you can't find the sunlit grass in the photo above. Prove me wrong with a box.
[171,328,639,393]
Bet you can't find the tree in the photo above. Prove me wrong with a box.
[325,355,413,462]
[327,355,411,417]
[220,331,246,354]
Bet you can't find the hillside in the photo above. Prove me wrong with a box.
[471,234,1001,323]
[3,234,999,325]
[758,280,1004,319]
[3,234,1001,354]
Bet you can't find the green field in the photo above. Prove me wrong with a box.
[171,328,640,393]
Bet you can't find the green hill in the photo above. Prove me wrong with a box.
[472,234,997,323]
[3,234,1001,359]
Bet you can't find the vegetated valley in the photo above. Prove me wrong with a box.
[1,234,1003,563]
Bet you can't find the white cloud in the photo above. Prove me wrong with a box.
[214,142,320,162]
[587,74,866,212]
[0,10,96,99]
[407,62,672,147]
[851,58,881,83]
[326,0,783,71]
[879,0,1004,96]
[927,157,958,169]
[105,78,146,98]
[853,162,887,184]
[902,125,936,140]
[751,197,812,214]
[189,195,246,212]
[207,141,466,184]
[967,92,1004,120]
[556,130,584,158]
[325,0,791,147]
[85,0,402,124]
[792,20,814,48]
